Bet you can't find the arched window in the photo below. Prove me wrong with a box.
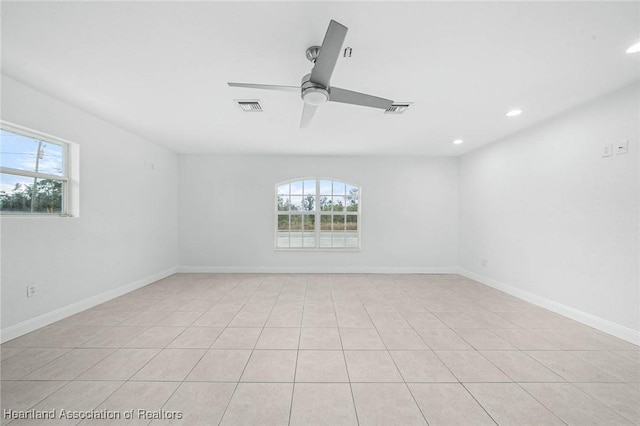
[276,178,360,250]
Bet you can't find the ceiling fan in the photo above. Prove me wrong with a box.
[228,20,395,128]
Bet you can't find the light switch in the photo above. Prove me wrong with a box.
[602,145,612,157]
[616,140,628,155]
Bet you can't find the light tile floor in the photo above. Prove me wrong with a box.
[1,273,639,425]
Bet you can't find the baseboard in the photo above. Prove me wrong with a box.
[458,268,640,346]
[177,265,460,274]
[0,267,177,344]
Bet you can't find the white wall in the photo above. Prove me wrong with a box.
[178,155,459,272]
[459,83,639,341]
[1,76,179,340]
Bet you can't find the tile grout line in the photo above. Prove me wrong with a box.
[9,347,74,381]
[287,276,308,426]
[511,382,570,425]
[331,278,361,426]
[573,382,640,425]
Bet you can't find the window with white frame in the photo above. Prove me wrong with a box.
[275,178,360,250]
[0,123,72,215]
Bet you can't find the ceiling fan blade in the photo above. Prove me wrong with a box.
[228,82,299,92]
[309,20,348,87]
[329,87,394,110]
[300,103,318,128]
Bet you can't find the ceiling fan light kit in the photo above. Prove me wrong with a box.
[228,19,398,128]
[301,74,330,105]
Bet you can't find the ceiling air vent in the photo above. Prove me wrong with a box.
[385,103,411,114]
[236,100,263,112]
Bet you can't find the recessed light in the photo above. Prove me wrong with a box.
[453,139,464,145]
[627,41,640,54]
[506,109,522,117]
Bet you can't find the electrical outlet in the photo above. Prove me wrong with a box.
[481,259,489,267]
[26,284,37,298]
[602,145,612,157]
[616,140,628,155]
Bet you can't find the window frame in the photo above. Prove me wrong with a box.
[274,177,361,251]
[0,121,76,217]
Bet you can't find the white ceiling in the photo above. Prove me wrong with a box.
[2,1,638,156]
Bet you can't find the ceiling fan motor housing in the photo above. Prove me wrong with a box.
[301,73,329,105]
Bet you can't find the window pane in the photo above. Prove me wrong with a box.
[332,215,346,247]
[319,180,332,195]
[290,181,303,195]
[1,173,33,212]
[277,233,290,248]
[332,232,346,247]
[320,214,332,231]
[346,215,358,230]
[302,215,316,248]
[290,196,303,211]
[302,195,315,212]
[290,215,302,231]
[0,173,63,214]
[34,178,63,213]
[288,211,303,247]
[319,196,331,212]
[346,215,358,248]
[303,235,316,248]
[332,181,346,196]
[332,196,345,212]
[347,186,359,212]
[290,232,303,248]
[277,238,289,248]
[277,184,289,196]
[277,195,290,211]
[302,179,315,194]
[319,233,332,248]
[0,129,64,176]
[303,214,315,231]
[277,214,289,231]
